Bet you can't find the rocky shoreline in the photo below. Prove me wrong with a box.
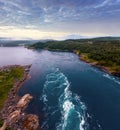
[0,65,39,130]
[72,51,120,78]
[28,47,120,77]
[80,57,120,77]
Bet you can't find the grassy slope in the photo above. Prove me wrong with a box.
[0,66,24,109]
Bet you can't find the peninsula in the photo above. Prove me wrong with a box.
[0,65,39,130]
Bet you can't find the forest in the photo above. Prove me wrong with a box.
[29,37,120,73]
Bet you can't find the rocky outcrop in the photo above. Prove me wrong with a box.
[23,114,39,130]
[0,65,31,121]
[16,94,33,109]
[4,94,39,130]
[111,72,120,77]
[0,65,40,130]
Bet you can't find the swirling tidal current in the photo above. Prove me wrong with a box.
[41,68,89,130]
[1,48,120,130]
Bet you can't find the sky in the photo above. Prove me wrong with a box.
[0,0,120,40]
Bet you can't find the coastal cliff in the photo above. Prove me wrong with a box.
[0,65,39,130]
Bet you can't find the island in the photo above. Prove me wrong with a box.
[29,37,120,77]
[0,65,39,130]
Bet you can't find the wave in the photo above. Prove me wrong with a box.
[41,68,89,130]
[103,74,120,85]
[57,83,88,130]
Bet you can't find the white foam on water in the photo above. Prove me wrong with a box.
[62,100,75,128]
[41,68,89,130]
[103,74,120,85]
[64,85,72,99]
[80,116,86,130]
[56,70,89,130]
[41,121,47,129]
[42,94,48,102]
[51,109,59,116]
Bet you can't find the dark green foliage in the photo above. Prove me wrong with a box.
[0,120,3,127]
[30,38,120,72]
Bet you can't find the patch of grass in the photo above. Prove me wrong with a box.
[80,53,98,63]
[0,66,24,109]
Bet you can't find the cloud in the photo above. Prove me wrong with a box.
[0,0,120,39]
[0,26,70,40]
[95,0,111,8]
[0,0,119,24]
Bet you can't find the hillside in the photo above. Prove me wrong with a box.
[29,37,120,76]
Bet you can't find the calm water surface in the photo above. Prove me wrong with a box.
[0,47,120,130]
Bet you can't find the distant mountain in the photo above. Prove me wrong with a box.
[63,36,120,42]
[91,36,120,41]
[38,39,55,43]
[0,37,56,47]
[62,34,85,40]
[1,36,120,47]
[0,38,39,47]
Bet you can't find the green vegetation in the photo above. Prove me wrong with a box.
[0,120,3,127]
[0,66,24,109]
[30,37,120,73]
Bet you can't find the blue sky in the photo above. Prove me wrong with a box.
[0,0,120,39]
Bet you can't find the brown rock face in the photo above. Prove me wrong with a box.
[7,110,21,125]
[16,94,33,109]
[112,72,120,77]
[1,94,40,130]
[23,114,40,130]
[0,65,40,130]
